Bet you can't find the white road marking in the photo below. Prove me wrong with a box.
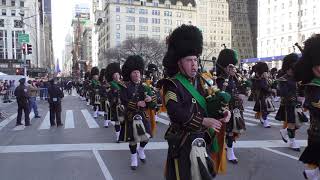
[93,150,114,180]
[157,117,170,125]
[38,112,50,130]
[244,109,276,117]
[0,113,17,131]
[81,109,100,128]
[12,112,35,131]
[158,113,257,126]
[245,116,282,126]
[65,110,75,129]
[261,147,299,160]
[0,140,308,154]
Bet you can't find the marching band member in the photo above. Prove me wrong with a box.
[162,25,229,180]
[275,53,302,151]
[106,62,125,141]
[293,34,320,180]
[215,48,246,164]
[253,62,276,128]
[90,67,101,118]
[119,55,156,170]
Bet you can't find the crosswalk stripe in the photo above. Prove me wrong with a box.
[245,116,282,126]
[38,112,50,130]
[243,112,278,121]
[12,112,35,131]
[244,109,276,117]
[157,116,257,127]
[0,113,17,131]
[65,110,75,129]
[81,109,100,128]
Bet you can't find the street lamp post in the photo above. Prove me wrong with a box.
[20,12,27,78]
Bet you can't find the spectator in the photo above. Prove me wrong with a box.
[27,80,41,118]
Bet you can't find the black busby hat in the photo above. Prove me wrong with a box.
[163,25,203,77]
[105,63,121,82]
[84,72,90,80]
[122,55,144,81]
[281,53,299,73]
[91,67,99,77]
[99,68,106,82]
[294,34,320,83]
[216,49,238,76]
[147,63,158,72]
[254,62,269,76]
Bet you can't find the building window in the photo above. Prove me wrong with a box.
[116,6,120,12]
[19,10,24,16]
[126,16,135,22]
[152,35,160,40]
[152,26,160,32]
[0,19,3,27]
[11,0,15,6]
[116,24,120,30]
[1,0,6,5]
[152,10,160,15]
[2,9,6,16]
[153,2,158,7]
[139,9,147,14]
[0,30,8,59]
[164,19,172,25]
[152,18,160,24]
[139,26,148,31]
[126,33,135,39]
[116,15,120,21]
[164,11,172,16]
[126,7,135,13]
[14,20,22,28]
[139,17,148,23]
[11,10,15,16]
[116,33,120,39]
[20,1,24,7]
[164,27,172,33]
[176,20,182,26]
[126,25,135,31]
[139,34,147,37]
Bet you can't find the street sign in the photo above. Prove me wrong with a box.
[18,33,30,43]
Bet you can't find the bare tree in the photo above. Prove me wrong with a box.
[103,37,166,68]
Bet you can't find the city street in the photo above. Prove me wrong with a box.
[0,91,308,180]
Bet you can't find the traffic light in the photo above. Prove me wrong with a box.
[15,68,24,75]
[22,44,26,54]
[27,44,32,54]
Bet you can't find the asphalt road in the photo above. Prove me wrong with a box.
[0,91,308,180]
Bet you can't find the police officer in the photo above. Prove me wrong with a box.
[14,78,30,126]
[47,78,64,127]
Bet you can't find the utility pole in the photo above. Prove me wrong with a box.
[20,13,27,78]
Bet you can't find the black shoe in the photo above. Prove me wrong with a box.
[35,116,41,118]
[57,123,64,127]
[131,166,137,170]
[140,159,146,163]
[51,124,56,127]
[229,159,238,164]
[16,123,23,126]
[25,123,31,126]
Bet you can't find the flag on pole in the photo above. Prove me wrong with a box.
[55,59,61,73]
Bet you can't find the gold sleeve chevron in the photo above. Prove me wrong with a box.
[165,91,177,105]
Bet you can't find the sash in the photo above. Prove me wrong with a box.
[175,73,207,114]
[110,81,121,90]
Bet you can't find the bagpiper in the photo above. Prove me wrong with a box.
[275,53,304,151]
[119,55,157,170]
[162,25,229,180]
[252,62,276,128]
[90,67,101,118]
[99,68,111,127]
[84,72,91,105]
[145,63,159,137]
[293,34,320,180]
[105,62,124,141]
[215,48,246,164]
